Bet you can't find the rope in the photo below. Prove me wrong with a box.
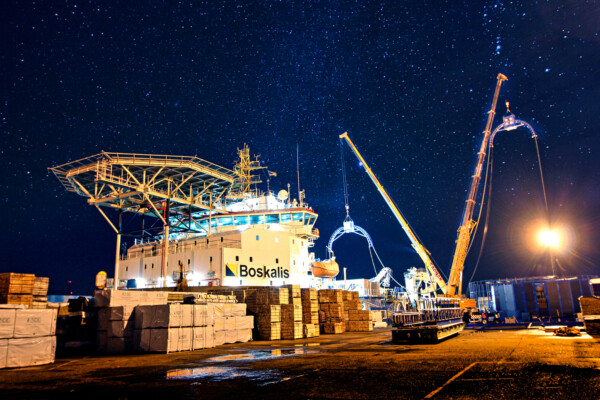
[468,145,494,285]
[534,136,550,221]
[367,246,380,277]
[340,139,350,213]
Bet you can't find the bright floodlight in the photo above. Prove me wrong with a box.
[539,230,559,248]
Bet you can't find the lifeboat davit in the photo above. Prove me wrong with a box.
[311,259,339,278]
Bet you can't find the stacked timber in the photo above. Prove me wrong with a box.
[95,290,167,354]
[0,273,35,309]
[32,277,49,309]
[95,289,254,353]
[579,297,600,337]
[318,289,345,334]
[343,291,373,332]
[301,288,319,338]
[281,285,302,339]
[0,306,57,368]
[212,302,253,347]
[241,287,289,340]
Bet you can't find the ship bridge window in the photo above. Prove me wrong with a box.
[234,216,249,226]
[304,213,311,225]
[265,214,279,224]
[249,215,264,225]
[292,213,303,222]
[308,215,317,225]
[219,217,233,227]
[280,213,291,223]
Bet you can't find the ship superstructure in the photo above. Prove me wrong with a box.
[50,145,319,289]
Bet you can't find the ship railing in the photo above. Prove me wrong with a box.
[122,238,242,260]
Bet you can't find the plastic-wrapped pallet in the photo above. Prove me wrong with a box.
[192,304,215,327]
[0,308,17,339]
[14,309,57,338]
[192,326,215,350]
[5,336,56,368]
[235,315,254,330]
[94,289,168,308]
[134,304,193,329]
[140,327,193,353]
[1,307,57,368]
[0,339,7,368]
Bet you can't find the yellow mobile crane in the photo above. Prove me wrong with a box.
[340,74,508,341]
[340,73,507,301]
[339,132,448,295]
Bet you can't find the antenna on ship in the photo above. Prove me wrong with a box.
[297,143,305,207]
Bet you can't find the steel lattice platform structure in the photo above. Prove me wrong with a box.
[50,152,240,284]
[50,151,236,215]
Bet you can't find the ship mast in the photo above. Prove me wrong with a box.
[232,144,266,197]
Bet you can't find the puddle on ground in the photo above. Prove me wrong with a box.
[166,366,299,386]
[206,346,320,363]
[168,344,319,384]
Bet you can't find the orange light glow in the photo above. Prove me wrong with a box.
[538,230,559,248]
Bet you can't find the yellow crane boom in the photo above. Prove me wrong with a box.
[447,73,508,296]
[339,132,448,294]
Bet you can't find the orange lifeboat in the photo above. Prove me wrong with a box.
[311,259,339,278]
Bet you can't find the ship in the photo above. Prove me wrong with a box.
[117,145,321,288]
[50,145,322,289]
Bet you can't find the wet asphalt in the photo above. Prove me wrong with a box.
[1,327,599,399]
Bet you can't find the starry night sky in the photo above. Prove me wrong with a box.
[2,1,599,295]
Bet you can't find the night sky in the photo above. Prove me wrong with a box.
[2,1,599,295]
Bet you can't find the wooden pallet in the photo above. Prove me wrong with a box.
[0,273,35,294]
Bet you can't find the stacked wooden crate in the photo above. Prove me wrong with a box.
[318,289,345,334]
[342,291,373,332]
[281,285,302,340]
[32,277,49,309]
[301,288,319,338]
[241,287,288,341]
[0,306,57,368]
[0,273,35,309]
